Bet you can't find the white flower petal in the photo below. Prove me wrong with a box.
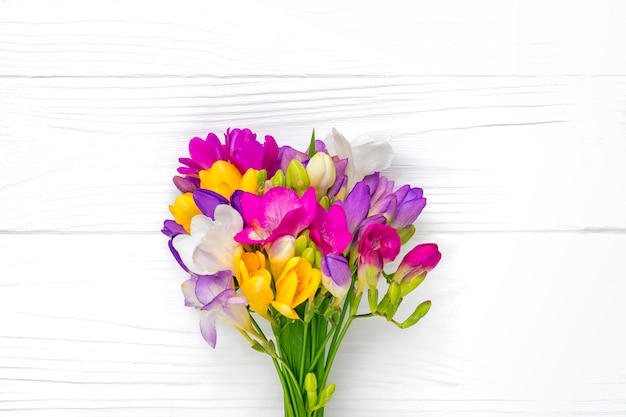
[351,140,393,180]
[172,233,205,274]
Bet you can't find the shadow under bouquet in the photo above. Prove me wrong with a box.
[163,128,441,417]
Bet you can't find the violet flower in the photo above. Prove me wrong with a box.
[181,270,253,348]
[320,254,352,300]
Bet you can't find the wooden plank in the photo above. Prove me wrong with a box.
[1,76,625,232]
[1,232,625,416]
[1,1,626,77]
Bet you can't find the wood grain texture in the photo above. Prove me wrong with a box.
[1,1,626,77]
[1,1,625,415]
[2,232,626,416]
[2,76,625,232]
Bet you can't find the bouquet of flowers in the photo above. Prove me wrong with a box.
[162,128,441,417]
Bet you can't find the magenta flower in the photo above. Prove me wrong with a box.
[225,128,279,175]
[394,243,441,293]
[357,223,401,292]
[309,204,352,256]
[235,187,317,244]
[178,132,228,177]
[181,270,252,348]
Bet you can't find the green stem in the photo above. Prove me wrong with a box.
[298,319,309,386]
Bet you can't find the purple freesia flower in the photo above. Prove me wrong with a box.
[162,220,188,272]
[181,270,252,348]
[320,254,352,300]
[225,128,279,175]
[235,187,317,244]
[173,175,200,193]
[309,204,352,255]
[340,181,371,235]
[193,189,229,219]
[389,185,427,229]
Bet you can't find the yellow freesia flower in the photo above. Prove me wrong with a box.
[272,257,321,320]
[199,160,259,199]
[169,192,201,233]
[234,248,273,321]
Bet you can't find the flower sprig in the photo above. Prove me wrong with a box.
[163,127,441,417]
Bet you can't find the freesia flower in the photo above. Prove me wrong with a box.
[266,235,297,277]
[178,132,228,177]
[181,270,254,348]
[172,204,244,275]
[389,185,427,231]
[199,160,259,199]
[169,192,202,233]
[306,152,336,199]
[357,223,401,293]
[309,204,352,256]
[193,189,229,218]
[326,128,393,190]
[394,243,441,297]
[272,257,321,320]
[235,187,317,245]
[234,249,274,321]
[320,254,352,300]
[225,128,279,175]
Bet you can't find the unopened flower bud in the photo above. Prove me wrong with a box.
[286,159,310,196]
[317,383,335,408]
[271,169,285,187]
[301,247,316,266]
[295,234,309,256]
[266,235,296,277]
[306,152,336,199]
[399,300,431,329]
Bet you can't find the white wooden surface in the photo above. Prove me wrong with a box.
[1,1,626,416]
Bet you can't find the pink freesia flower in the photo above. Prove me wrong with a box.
[225,128,279,175]
[178,132,228,177]
[394,243,441,294]
[235,187,317,244]
[357,223,401,292]
[309,204,352,256]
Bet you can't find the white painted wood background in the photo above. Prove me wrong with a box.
[1,1,625,416]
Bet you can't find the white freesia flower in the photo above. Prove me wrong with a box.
[326,128,393,190]
[172,204,243,275]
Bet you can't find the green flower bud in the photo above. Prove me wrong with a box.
[295,234,309,256]
[399,300,431,329]
[285,159,310,196]
[271,169,285,187]
[317,383,335,407]
[256,169,267,190]
[304,372,317,392]
[319,195,331,210]
[301,247,316,266]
